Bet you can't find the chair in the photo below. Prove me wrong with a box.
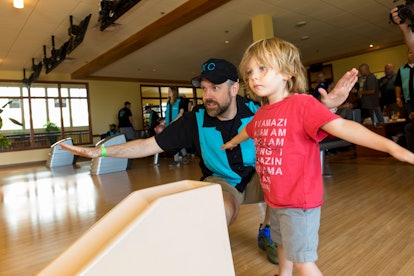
[319,109,361,176]
[46,138,74,168]
[90,134,128,175]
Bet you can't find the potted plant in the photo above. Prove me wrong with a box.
[44,121,61,145]
[0,101,23,150]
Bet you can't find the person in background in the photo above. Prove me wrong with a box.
[145,105,160,137]
[166,86,189,167]
[58,58,359,267]
[312,71,326,100]
[107,123,119,136]
[390,6,414,152]
[395,50,414,152]
[359,63,384,124]
[378,64,397,113]
[100,124,120,140]
[395,50,414,114]
[118,101,135,141]
[222,36,414,276]
[335,82,360,119]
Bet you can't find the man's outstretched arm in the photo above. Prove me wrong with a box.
[59,136,163,159]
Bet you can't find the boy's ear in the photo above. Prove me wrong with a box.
[283,65,294,81]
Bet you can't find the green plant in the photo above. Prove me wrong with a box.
[44,121,61,145]
[44,121,60,132]
[0,136,12,149]
[0,101,23,150]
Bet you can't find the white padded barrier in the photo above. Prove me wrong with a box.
[46,138,75,168]
[90,134,128,175]
[38,180,234,276]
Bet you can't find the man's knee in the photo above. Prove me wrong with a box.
[222,190,240,226]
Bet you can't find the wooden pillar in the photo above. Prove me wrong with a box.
[251,14,274,42]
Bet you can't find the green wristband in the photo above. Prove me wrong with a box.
[101,146,107,157]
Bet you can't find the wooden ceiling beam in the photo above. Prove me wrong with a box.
[71,0,232,79]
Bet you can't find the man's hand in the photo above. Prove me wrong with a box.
[391,7,403,25]
[379,78,389,87]
[59,143,101,159]
[319,68,358,109]
[391,7,414,53]
[397,98,403,108]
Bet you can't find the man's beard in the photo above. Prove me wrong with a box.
[204,97,231,118]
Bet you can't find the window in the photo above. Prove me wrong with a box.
[0,81,91,151]
[140,85,202,131]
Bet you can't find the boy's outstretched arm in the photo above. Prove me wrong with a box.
[321,118,414,164]
[222,127,250,150]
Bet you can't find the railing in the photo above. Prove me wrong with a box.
[3,130,91,150]
[64,131,91,144]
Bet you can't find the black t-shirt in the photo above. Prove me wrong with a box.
[149,111,160,128]
[118,107,132,127]
[155,96,260,192]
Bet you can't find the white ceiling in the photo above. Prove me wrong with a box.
[0,0,406,83]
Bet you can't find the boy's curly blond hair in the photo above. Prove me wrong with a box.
[239,37,308,95]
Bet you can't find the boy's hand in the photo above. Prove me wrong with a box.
[319,68,358,109]
[221,141,238,150]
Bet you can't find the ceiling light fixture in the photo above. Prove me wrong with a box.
[13,0,24,9]
[295,21,307,27]
[224,30,230,44]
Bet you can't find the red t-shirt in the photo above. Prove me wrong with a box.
[245,94,340,209]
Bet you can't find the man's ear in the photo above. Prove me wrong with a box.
[230,82,240,96]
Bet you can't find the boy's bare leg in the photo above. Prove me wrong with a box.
[278,245,293,276]
[262,204,270,225]
[295,262,322,276]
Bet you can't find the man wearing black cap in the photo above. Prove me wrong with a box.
[60,58,358,265]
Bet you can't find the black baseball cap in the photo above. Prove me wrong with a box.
[191,58,239,87]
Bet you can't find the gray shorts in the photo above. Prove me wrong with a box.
[203,172,264,205]
[270,207,321,263]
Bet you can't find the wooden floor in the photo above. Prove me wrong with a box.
[1,150,414,275]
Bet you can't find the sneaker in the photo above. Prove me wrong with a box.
[182,155,189,165]
[265,240,279,265]
[257,224,279,265]
[257,224,269,251]
[169,161,180,167]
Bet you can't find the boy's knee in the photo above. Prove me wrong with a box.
[293,262,322,276]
